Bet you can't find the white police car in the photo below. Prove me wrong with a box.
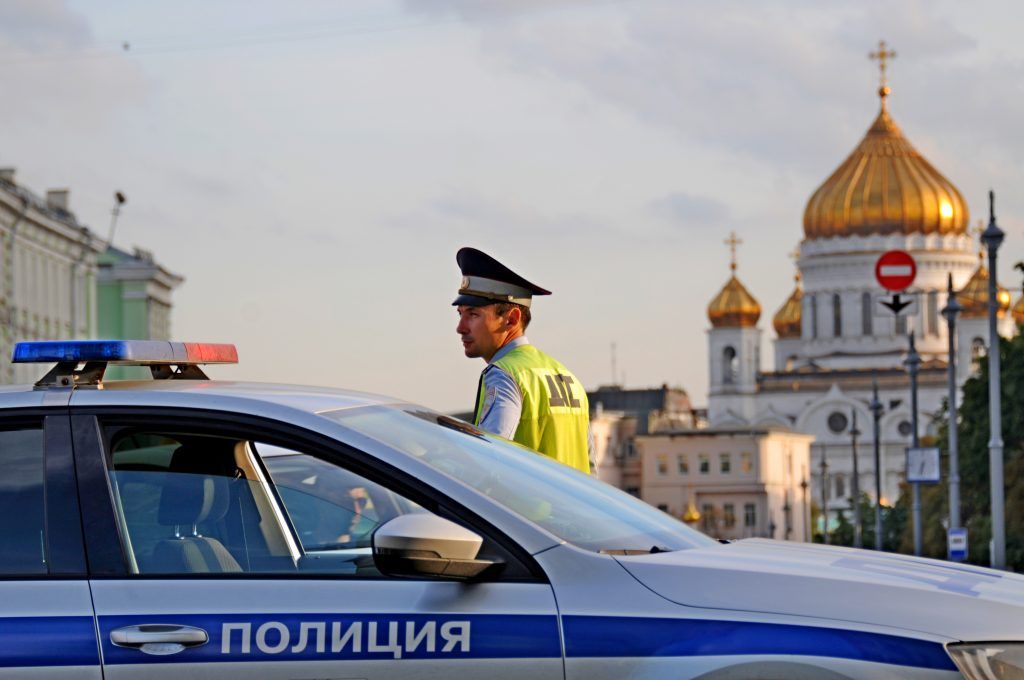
[5,340,1023,679]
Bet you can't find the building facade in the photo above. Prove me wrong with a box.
[0,169,105,384]
[635,428,812,542]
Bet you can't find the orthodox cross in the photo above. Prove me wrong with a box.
[973,219,986,260]
[724,231,742,272]
[789,247,802,283]
[869,40,897,90]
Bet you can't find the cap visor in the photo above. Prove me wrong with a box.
[452,294,495,307]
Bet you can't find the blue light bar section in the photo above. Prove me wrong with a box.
[12,340,237,365]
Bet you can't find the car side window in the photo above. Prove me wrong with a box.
[105,430,427,577]
[0,426,47,575]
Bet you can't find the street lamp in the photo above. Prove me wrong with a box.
[904,331,922,557]
[819,445,830,545]
[850,408,862,548]
[870,379,884,550]
[940,273,963,536]
[981,190,1006,570]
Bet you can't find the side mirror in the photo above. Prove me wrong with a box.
[372,514,501,580]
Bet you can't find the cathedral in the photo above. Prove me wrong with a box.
[704,47,1024,521]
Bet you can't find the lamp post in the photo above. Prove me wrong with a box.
[800,472,810,543]
[870,379,884,550]
[981,190,1006,570]
[850,408,862,548]
[940,273,963,536]
[819,445,830,545]
[904,331,922,557]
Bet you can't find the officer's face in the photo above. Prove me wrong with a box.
[456,304,512,361]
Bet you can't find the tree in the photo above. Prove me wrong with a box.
[916,331,1024,570]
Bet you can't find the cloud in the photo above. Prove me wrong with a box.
[0,0,147,130]
[649,192,729,228]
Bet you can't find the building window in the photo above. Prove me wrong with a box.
[827,411,848,434]
[657,503,669,513]
[832,293,842,337]
[701,503,715,533]
[861,291,873,335]
[810,294,818,339]
[699,454,710,474]
[656,455,668,476]
[677,454,689,475]
[722,346,737,384]
[723,503,736,528]
[740,452,753,474]
[972,337,986,363]
[785,355,797,371]
[625,486,640,497]
[927,290,939,336]
[834,473,846,499]
[720,453,731,474]
[895,313,907,335]
[744,503,756,527]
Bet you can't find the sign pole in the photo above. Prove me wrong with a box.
[940,273,963,557]
[904,331,922,557]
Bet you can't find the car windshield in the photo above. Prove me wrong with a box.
[321,405,716,553]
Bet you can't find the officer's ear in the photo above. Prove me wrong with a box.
[504,305,522,330]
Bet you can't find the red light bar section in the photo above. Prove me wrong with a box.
[183,343,239,364]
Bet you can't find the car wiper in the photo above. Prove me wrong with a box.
[600,546,672,555]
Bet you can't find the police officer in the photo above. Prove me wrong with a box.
[453,247,592,474]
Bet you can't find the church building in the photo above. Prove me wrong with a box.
[705,45,1024,524]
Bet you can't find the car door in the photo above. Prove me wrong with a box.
[73,411,564,680]
[0,411,100,678]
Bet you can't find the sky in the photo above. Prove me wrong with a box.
[3,0,1024,412]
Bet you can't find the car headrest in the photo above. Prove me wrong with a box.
[157,444,233,527]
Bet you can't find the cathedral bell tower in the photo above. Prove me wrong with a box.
[707,232,761,424]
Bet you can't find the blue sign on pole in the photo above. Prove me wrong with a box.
[949,527,968,562]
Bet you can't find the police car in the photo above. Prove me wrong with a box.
[5,340,1022,679]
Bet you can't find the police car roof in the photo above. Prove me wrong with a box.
[0,379,406,416]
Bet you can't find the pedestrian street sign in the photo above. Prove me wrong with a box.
[949,527,968,562]
[874,292,919,318]
[906,447,941,483]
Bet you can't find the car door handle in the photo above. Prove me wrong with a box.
[110,624,209,655]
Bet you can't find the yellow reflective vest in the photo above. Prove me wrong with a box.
[474,344,590,474]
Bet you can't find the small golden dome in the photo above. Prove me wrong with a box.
[683,495,701,523]
[803,88,968,239]
[1012,295,1024,326]
[773,274,803,339]
[708,275,761,328]
[958,260,1011,318]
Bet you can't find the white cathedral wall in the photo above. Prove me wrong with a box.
[796,232,977,370]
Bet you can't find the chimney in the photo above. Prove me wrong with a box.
[0,168,14,183]
[46,189,69,211]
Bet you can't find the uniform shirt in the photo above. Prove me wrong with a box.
[477,337,595,470]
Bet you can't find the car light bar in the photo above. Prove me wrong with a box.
[12,340,238,365]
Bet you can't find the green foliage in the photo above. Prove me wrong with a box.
[918,331,1024,570]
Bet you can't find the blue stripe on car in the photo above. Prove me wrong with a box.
[0,616,99,667]
[563,616,957,671]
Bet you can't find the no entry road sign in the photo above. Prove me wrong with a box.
[875,250,916,291]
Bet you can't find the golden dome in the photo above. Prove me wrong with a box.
[803,88,968,240]
[708,275,761,328]
[773,274,803,339]
[1012,295,1024,326]
[958,259,1011,319]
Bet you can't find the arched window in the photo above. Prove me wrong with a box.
[722,346,738,384]
[972,337,986,362]
[834,474,845,499]
[832,293,842,337]
[861,292,873,336]
[927,290,939,336]
[810,294,818,339]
